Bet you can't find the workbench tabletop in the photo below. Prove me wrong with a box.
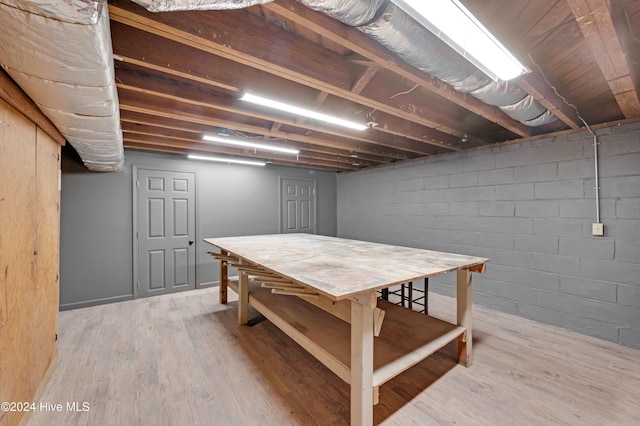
[204,234,488,300]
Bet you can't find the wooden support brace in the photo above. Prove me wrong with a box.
[373,307,386,338]
[271,288,320,298]
[259,282,304,290]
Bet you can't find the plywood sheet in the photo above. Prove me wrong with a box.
[205,234,488,300]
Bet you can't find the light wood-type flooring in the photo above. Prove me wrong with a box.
[26,287,640,426]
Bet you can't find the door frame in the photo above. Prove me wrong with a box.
[132,164,199,299]
[278,176,318,234]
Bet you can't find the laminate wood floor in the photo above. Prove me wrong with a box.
[26,288,640,426]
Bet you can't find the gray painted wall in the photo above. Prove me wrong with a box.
[60,148,337,310]
[337,123,640,348]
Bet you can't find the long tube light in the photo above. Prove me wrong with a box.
[202,134,299,155]
[392,0,528,81]
[239,92,368,131]
[187,154,266,166]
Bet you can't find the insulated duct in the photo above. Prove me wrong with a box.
[0,0,124,171]
[132,0,273,12]
[298,0,557,128]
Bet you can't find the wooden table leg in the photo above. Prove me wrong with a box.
[219,252,228,305]
[350,292,376,426]
[456,268,473,367]
[238,259,249,325]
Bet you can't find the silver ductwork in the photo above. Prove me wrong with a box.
[132,0,273,12]
[0,0,124,171]
[298,0,558,128]
[299,0,386,26]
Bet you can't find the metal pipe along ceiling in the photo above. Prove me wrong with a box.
[299,0,558,128]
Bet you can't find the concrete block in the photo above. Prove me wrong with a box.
[423,202,450,215]
[598,152,640,178]
[478,201,515,217]
[532,253,579,275]
[478,232,514,249]
[495,147,537,168]
[450,202,478,216]
[559,237,614,260]
[423,174,449,189]
[580,258,640,285]
[416,189,449,203]
[495,183,534,200]
[495,282,538,303]
[534,140,584,163]
[560,276,618,303]
[429,281,456,297]
[393,178,424,192]
[616,199,640,219]
[615,240,640,263]
[514,234,558,254]
[391,191,418,204]
[559,199,615,219]
[473,292,518,315]
[515,200,559,218]
[401,203,424,216]
[484,247,533,269]
[450,186,496,202]
[618,285,640,308]
[515,268,560,291]
[461,154,496,172]
[612,175,640,198]
[514,163,557,183]
[619,327,640,349]
[534,180,584,200]
[537,290,640,326]
[449,171,479,188]
[479,168,514,185]
[516,302,562,326]
[560,313,619,344]
[558,158,596,179]
[533,218,582,237]
[597,220,640,241]
[464,216,533,234]
[598,131,640,156]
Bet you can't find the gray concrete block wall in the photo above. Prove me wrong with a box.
[337,123,640,348]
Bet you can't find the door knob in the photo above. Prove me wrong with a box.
[189,240,194,245]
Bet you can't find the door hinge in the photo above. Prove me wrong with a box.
[136,281,139,289]
[136,231,139,239]
[136,180,140,188]
[55,333,58,341]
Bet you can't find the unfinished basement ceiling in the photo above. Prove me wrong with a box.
[4,0,640,172]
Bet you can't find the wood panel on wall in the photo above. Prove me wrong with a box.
[0,97,61,426]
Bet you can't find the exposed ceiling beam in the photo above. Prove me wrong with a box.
[114,68,443,157]
[108,1,483,146]
[261,0,532,138]
[116,89,418,161]
[567,0,640,118]
[124,140,352,171]
[119,110,390,164]
[110,20,462,151]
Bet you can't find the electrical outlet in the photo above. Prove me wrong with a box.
[592,223,604,236]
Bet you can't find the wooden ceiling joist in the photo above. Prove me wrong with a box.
[108,0,489,145]
[568,0,640,118]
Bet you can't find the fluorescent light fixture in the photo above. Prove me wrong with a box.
[187,154,266,166]
[239,92,368,131]
[392,0,528,81]
[202,134,299,155]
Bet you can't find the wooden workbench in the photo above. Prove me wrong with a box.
[204,234,488,426]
